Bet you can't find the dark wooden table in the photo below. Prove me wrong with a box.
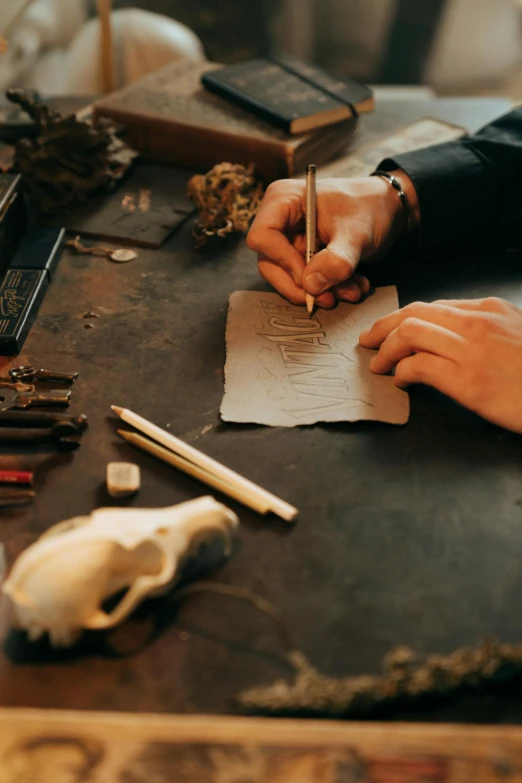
[1,97,522,723]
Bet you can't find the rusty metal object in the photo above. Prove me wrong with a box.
[0,381,35,393]
[187,162,264,248]
[0,490,35,508]
[9,366,78,383]
[0,423,81,451]
[0,388,71,411]
[0,411,88,431]
[6,89,137,215]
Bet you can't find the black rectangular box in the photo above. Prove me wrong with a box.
[11,227,65,281]
[0,268,48,355]
[0,173,25,275]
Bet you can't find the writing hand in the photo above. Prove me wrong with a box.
[247,173,417,308]
[360,297,522,434]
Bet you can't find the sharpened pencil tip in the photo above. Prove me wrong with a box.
[111,406,124,416]
[305,293,315,316]
[117,429,130,438]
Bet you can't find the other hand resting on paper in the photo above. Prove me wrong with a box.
[359,297,522,434]
[247,173,419,309]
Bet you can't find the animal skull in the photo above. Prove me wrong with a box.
[3,496,238,647]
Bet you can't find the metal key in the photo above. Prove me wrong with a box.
[9,366,79,384]
[0,388,71,411]
[0,381,35,394]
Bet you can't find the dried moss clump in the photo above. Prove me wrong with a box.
[187,162,264,248]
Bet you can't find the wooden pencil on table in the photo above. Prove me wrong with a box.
[305,163,317,316]
[118,430,269,516]
[112,406,298,522]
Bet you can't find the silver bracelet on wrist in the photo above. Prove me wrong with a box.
[371,169,412,235]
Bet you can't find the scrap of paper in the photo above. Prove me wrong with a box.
[317,118,465,179]
[221,288,409,427]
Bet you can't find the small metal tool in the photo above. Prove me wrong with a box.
[0,422,82,452]
[9,366,79,384]
[0,411,87,431]
[0,490,35,508]
[0,388,71,411]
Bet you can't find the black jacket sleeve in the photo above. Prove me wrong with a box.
[378,106,522,249]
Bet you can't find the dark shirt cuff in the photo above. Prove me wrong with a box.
[378,140,499,248]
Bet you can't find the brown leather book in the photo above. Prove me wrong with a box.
[92,59,358,182]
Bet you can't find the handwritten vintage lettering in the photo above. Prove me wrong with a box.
[0,289,25,319]
[221,289,409,427]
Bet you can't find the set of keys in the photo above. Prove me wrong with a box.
[0,365,86,450]
[0,366,77,410]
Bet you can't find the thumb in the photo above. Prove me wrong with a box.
[302,238,363,296]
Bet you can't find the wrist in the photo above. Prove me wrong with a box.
[371,168,421,252]
[389,169,421,234]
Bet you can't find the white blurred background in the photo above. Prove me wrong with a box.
[1,0,522,98]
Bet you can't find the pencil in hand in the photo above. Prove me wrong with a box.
[305,163,317,316]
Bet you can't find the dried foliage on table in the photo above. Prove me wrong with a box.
[6,89,137,214]
[187,162,264,248]
[170,583,522,719]
[237,638,522,717]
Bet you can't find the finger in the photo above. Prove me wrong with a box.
[292,233,307,255]
[359,302,475,349]
[258,260,336,309]
[333,274,371,303]
[357,274,371,295]
[393,353,458,398]
[248,193,305,286]
[369,318,466,374]
[302,234,363,295]
[431,298,483,309]
[432,296,513,315]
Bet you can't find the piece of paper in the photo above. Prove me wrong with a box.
[221,288,409,427]
[316,118,465,179]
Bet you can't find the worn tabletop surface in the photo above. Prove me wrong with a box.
[1,99,522,724]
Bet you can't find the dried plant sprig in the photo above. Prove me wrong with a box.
[237,638,522,717]
[172,581,522,718]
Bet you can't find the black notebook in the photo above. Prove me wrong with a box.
[201,57,374,135]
